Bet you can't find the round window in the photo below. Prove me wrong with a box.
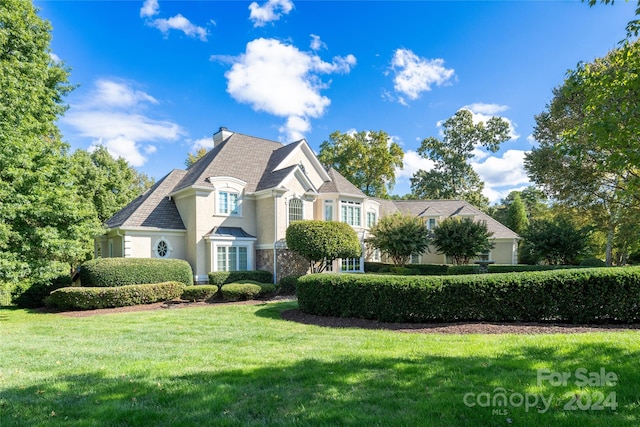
[156,240,169,258]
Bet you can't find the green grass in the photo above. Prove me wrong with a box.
[1,301,639,426]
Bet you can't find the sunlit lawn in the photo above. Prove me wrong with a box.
[1,301,639,426]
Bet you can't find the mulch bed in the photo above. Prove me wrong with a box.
[42,299,640,334]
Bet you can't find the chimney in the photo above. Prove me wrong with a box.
[212,126,234,147]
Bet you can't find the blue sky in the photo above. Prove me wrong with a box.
[37,0,635,203]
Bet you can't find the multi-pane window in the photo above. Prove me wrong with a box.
[340,201,361,226]
[341,257,361,272]
[324,200,333,221]
[367,211,377,227]
[217,246,248,271]
[156,240,169,258]
[218,191,239,215]
[289,198,303,222]
[427,218,437,229]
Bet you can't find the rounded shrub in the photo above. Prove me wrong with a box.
[278,275,300,295]
[220,283,262,302]
[208,270,272,286]
[579,257,607,267]
[181,285,219,302]
[12,275,72,308]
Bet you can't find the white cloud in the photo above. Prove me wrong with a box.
[249,0,294,27]
[461,103,520,141]
[140,0,159,18]
[471,149,530,188]
[149,14,208,41]
[189,136,215,152]
[395,150,436,180]
[49,52,61,62]
[390,48,454,104]
[222,38,356,141]
[527,134,536,144]
[63,79,184,166]
[310,34,326,51]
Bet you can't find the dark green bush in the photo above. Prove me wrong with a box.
[278,275,300,295]
[79,258,193,287]
[46,282,185,310]
[580,257,607,267]
[181,285,219,302]
[208,270,272,286]
[12,275,72,308]
[364,262,390,273]
[220,283,262,302]
[297,267,640,324]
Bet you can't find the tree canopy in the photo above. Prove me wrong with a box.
[366,212,431,266]
[432,217,494,265]
[0,0,100,282]
[185,147,208,168]
[410,109,511,211]
[521,217,594,265]
[286,220,361,273]
[318,130,404,198]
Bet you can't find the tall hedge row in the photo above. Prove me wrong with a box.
[79,258,193,287]
[297,267,640,324]
[364,262,586,275]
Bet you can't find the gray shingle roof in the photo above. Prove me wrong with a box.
[105,169,187,230]
[205,226,256,239]
[391,200,518,239]
[173,132,285,193]
[318,168,366,197]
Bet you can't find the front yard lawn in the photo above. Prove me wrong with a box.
[1,301,639,426]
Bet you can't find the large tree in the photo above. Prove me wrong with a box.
[410,109,511,211]
[366,212,431,266]
[525,40,640,265]
[318,130,404,198]
[520,217,594,265]
[431,217,494,265]
[0,0,100,283]
[71,147,154,223]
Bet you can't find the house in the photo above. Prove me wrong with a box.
[96,128,519,282]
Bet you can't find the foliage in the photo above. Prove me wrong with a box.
[70,147,154,223]
[317,130,404,198]
[181,285,219,302]
[297,267,640,324]
[11,274,72,308]
[185,147,208,168]
[410,109,510,211]
[526,40,640,265]
[207,270,272,286]
[286,220,361,273]
[432,217,494,265]
[46,282,185,310]
[490,187,550,227]
[521,217,594,265]
[505,192,529,235]
[220,283,262,301]
[0,0,101,283]
[278,275,300,295]
[580,257,607,267]
[79,258,194,287]
[366,212,431,266]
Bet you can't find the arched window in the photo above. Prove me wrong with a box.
[289,198,303,222]
[154,239,171,258]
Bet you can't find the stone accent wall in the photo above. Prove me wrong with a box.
[256,248,309,282]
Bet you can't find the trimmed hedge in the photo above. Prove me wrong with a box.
[181,285,219,302]
[208,270,272,286]
[46,282,185,310]
[364,262,587,276]
[79,258,193,287]
[220,283,263,302]
[297,267,640,324]
[278,275,300,295]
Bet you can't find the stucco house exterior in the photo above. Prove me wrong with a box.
[96,128,519,282]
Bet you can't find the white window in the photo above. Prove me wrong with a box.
[217,246,248,271]
[411,253,420,264]
[367,211,377,227]
[218,191,239,215]
[340,201,361,227]
[324,200,333,221]
[289,198,303,222]
[341,257,361,272]
[427,218,437,229]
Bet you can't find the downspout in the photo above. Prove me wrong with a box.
[115,229,125,258]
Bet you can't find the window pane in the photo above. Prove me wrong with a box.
[229,247,238,271]
[239,247,248,271]
[230,193,238,215]
[289,198,303,222]
[217,247,227,271]
[354,207,361,226]
[325,201,333,221]
[219,192,228,214]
